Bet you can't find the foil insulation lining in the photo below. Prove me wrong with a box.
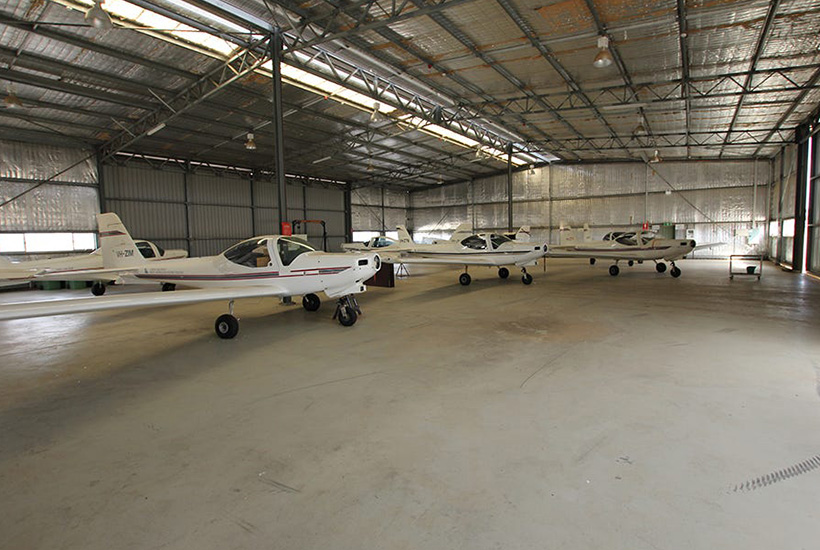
[410,160,771,257]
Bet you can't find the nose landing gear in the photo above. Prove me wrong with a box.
[521,266,533,285]
[333,295,361,326]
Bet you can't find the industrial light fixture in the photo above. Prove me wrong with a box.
[85,0,113,29]
[312,155,332,164]
[633,113,646,136]
[649,149,662,163]
[3,91,23,109]
[593,36,614,68]
[146,122,166,136]
[370,102,380,122]
[244,132,256,150]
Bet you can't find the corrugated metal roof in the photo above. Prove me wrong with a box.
[0,0,818,188]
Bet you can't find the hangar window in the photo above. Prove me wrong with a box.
[461,235,487,250]
[278,237,316,266]
[0,232,97,254]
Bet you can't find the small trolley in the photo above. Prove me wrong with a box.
[729,254,763,280]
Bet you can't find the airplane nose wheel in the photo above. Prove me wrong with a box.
[609,264,620,276]
[333,295,361,327]
[589,258,596,265]
[521,267,533,285]
[670,264,682,278]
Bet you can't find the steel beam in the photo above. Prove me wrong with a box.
[753,65,820,156]
[676,0,692,157]
[720,0,780,157]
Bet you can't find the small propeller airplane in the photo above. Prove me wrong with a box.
[0,239,187,289]
[350,225,546,286]
[0,213,381,338]
[547,224,698,277]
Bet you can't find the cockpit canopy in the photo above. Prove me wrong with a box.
[368,236,397,248]
[223,236,316,268]
[603,231,655,246]
[460,233,513,250]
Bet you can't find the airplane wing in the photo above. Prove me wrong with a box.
[693,242,725,251]
[33,267,139,282]
[0,285,290,321]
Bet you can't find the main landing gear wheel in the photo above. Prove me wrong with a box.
[609,264,620,276]
[215,314,239,339]
[589,258,596,265]
[91,282,106,296]
[670,265,682,278]
[627,260,634,267]
[459,273,472,286]
[302,293,321,312]
[656,262,667,273]
[161,283,176,292]
[498,267,510,279]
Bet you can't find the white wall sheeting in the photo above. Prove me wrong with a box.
[1,141,98,234]
[350,186,408,236]
[410,160,771,257]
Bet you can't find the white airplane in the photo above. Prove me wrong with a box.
[0,213,381,338]
[547,225,697,277]
[0,239,187,290]
[383,225,546,285]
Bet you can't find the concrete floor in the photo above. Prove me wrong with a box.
[1,258,819,549]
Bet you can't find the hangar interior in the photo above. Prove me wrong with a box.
[1,0,820,547]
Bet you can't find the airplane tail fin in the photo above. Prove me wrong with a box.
[449,223,473,242]
[97,213,145,268]
[515,226,531,242]
[396,225,413,243]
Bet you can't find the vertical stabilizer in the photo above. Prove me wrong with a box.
[449,223,473,242]
[97,213,145,268]
[396,225,413,243]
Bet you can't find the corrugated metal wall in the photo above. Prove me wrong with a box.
[350,186,409,237]
[411,160,770,258]
[0,140,98,232]
[102,158,347,256]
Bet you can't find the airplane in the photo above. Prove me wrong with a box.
[384,225,546,285]
[0,213,381,338]
[0,239,187,290]
[547,225,697,277]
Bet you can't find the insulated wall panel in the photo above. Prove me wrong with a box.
[188,172,251,206]
[0,140,95,183]
[105,200,187,240]
[189,205,252,239]
[103,165,184,202]
[252,180,278,209]
[0,182,98,231]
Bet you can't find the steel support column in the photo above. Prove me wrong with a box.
[793,124,810,270]
[507,142,513,232]
[271,29,287,232]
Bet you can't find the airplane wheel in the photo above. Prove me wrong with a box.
[162,283,176,292]
[459,273,472,286]
[670,266,682,278]
[337,305,358,327]
[215,314,239,339]
[589,258,596,265]
[609,265,620,277]
[302,293,321,312]
[656,262,667,273]
[628,260,634,267]
[91,282,106,296]
[498,267,510,279]
[522,273,533,285]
